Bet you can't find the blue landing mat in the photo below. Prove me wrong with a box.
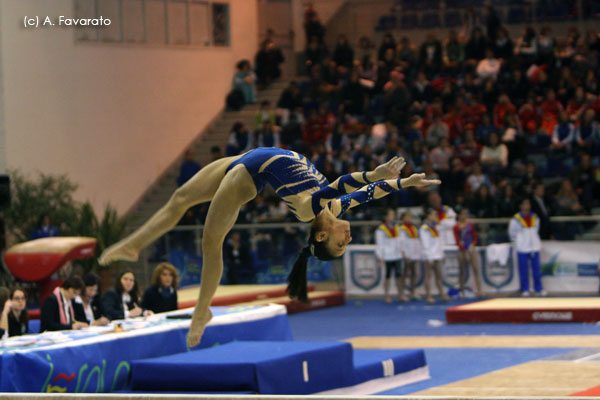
[132,341,354,394]
[131,341,427,395]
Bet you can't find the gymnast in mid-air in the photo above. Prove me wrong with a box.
[99,147,441,346]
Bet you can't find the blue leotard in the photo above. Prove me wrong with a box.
[227,147,403,221]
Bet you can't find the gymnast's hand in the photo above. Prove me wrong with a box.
[400,173,442,188]
[372,156,407,180]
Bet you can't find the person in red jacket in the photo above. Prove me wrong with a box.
[453,208,483,298]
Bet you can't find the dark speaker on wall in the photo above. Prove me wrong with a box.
[0,175,10,209]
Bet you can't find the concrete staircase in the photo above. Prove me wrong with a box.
[126,79,291,228]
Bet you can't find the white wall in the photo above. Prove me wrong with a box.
[1,0,258,214]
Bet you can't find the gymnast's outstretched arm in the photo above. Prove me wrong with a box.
[315,156,406,199]
[327,174,442,217]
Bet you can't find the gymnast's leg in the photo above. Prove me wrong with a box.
[187,165,257,347]
[99,155,241,265]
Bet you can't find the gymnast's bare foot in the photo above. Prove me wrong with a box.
[187,308,213,348]
[98,240,139,265]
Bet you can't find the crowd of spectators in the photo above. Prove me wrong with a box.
[218,8,600,242]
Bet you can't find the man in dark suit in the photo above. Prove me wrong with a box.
[530,182,552,239]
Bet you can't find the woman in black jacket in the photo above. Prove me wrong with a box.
[74,273,109,326]
[101,271,152,321]
[40,275,88,332]
[141,263,179,314]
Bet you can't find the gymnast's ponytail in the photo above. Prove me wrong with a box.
[287,224,337,303]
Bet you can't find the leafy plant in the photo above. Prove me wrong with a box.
[4,170,81,243]
[3,170,130,274]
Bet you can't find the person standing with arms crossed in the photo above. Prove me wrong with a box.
[420,208,449,303]
[375,209,404,303]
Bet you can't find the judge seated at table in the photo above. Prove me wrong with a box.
[40,275,89,332]
[73,273,109,326]
[101,271,152,321]
[141,263,179,314]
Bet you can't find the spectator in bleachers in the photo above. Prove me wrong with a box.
[357,35,375,61]
[583,68,598,94]
[378,33,397,61]
[142,263,179,314]
[412,71,434,105]
[396,36,418,74]
[443,30,464,75]
[232,60,256,104]
[537,26,556,67]
[255,39,284,89]
[430,136,453,171]
[530,183,552,239]
[0,287,28,338]
[539,89,563,135]
[475,113,499,144]
[570,153,596,211]
[514,26,537,67]
[333,34,354,69]
[304,3,325,45]
[74,273,109,327]
[455,127,481,168]
[226,122,254,157]
[556,66,576,105]
[40,275,88,332]
[277,81,303,114]
[494,94,517,128]
[426,112,449,149]
[493,26,514,61]
[31,214,59,240]
[419,33,443,78]
[255,121,281,148]
[224,231,252,285]
[176,149,201,187]
[305,36,328,69]
[480,131,508,174]
[254,100,276,131]
[101,271,152,321]
[281,109,304,149]
[575,109,599,151]
[554,179,585,216]
[476,48,502,81]
[465,27,488,62]
[498,183,518,217]
[466,162,490,193]
[551,110,575,152]
[469,184,497,219]
[566,86,586,121]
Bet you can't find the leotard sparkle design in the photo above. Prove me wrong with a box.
[227,148,403,221]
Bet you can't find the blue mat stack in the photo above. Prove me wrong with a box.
[130,341,427,394]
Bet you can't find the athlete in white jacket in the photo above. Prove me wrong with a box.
[420,208,449,303]
[375,209,404,303]
[508,198,544,296]
[399,211,421,300]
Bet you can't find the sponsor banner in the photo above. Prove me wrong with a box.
[344,241,599,296]
[540,241,600,293]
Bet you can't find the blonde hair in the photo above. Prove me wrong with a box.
[151,263,179,289]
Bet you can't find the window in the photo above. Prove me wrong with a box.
[74,0,230,47]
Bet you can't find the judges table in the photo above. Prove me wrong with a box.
[0,304,293,393]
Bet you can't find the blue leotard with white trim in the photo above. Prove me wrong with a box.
[227,147,403,221]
